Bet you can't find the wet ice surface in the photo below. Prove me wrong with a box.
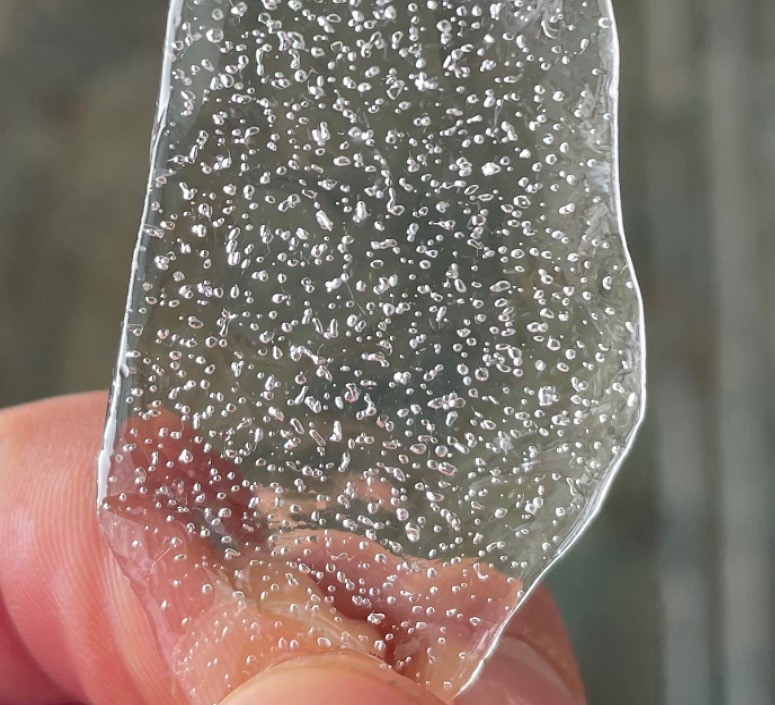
[98,0,644,701]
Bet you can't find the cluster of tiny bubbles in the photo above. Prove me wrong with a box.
[97,0,643,701]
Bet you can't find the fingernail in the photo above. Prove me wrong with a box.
[218,654,445,705]
[456,636,583,705]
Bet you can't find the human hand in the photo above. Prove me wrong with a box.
[0,392,586,705]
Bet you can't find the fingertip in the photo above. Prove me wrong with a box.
[0,391,107,464]
[0,391,174,705]
[456,636,584,705]
[504,587,586,701]
[451,588,586,705]
[218,654,446,705]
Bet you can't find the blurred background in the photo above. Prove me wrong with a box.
[0,1,772,703]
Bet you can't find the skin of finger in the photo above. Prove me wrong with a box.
[0,596,65,705]
[0,392,584,705]
[0,393,174,705]
[219,655,448,705]
[503,587,585,701]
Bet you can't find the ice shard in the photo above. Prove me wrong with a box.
[98,1,645,701]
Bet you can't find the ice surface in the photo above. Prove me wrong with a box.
[98,0,644,701]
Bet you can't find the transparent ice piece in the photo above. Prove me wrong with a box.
[98,0,644,702]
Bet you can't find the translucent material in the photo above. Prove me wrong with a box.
[98,0,644,702]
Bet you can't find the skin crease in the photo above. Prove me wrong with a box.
[0,392,586,705]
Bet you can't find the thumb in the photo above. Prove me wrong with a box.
[218,655,444,705]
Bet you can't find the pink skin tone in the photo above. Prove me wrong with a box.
[0,393,586,705]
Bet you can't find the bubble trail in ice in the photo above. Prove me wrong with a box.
[97,0,644,702]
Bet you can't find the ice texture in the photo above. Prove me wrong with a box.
[98,0,644,701]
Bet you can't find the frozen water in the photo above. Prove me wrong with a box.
[98,0,644,701]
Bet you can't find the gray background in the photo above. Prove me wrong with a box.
[0,1,772,704]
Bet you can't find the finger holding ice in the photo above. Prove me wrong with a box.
[98,0,644,701]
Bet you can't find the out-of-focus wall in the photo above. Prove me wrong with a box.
[0,2,772,704]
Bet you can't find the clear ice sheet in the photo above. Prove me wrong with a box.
[98,0,644,701]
